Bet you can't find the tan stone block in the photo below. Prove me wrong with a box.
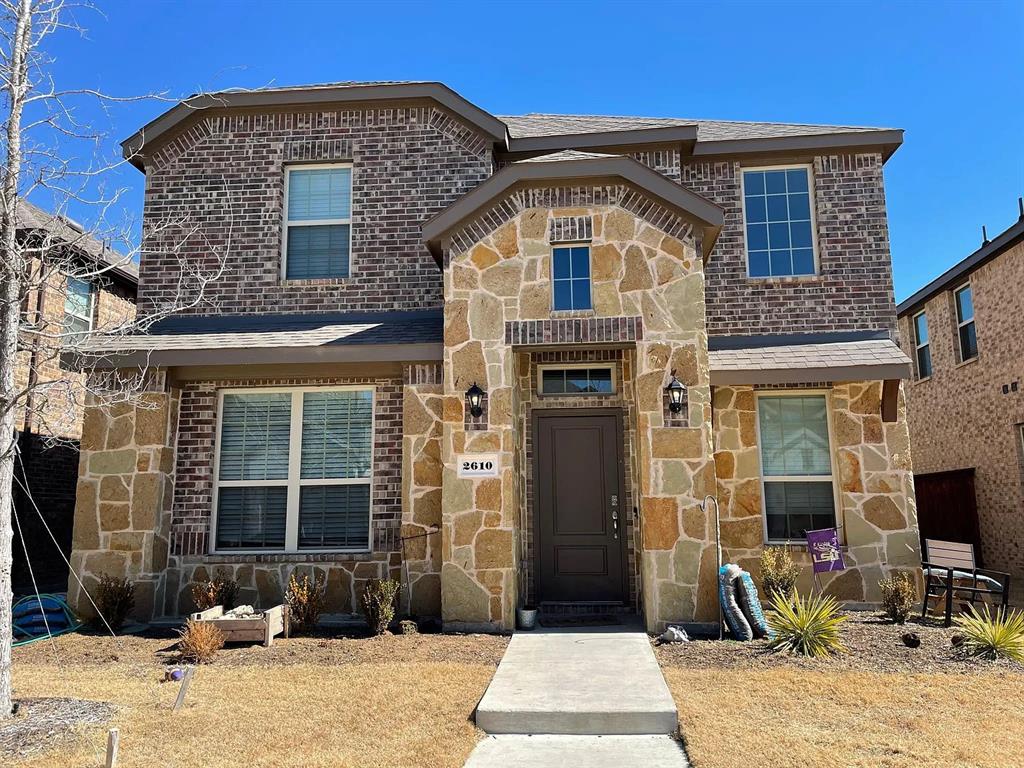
[99,475,130,503]
[493,222,519,259]
[89,449,136,475]
[80,407,107,452]
[108,531,147,551]
[652,428,703,459]
[453,510,482,547]
[157,447,175,474]
[851,383,881,415]
[824,568,864,601]
[730,478,762,518]
[466,431,501,452]
[593,282,623,315]
[660,235,686,260]
[865,472,900,494]
[738,412,757,447]
[720,517,763,549]
[519,283,550,318]
[604,209,636,241]
[453,264,478,290]
[409,572,441,617]
[659,461,692,496]
[669,346,700,386]
[130,473,163,532]
[475,478,502,512]
[84,550,128,579]
[106,414,134,450]
[662,275,705,331]
[475,529,512,569]
[470,244,500,270]
[712,449,734,480]
[99,502,130,532]
[862,415,884,444]
[641,497,679,550]
[480,261,523,297]
[591,243,622,281]
[445,300,470,346]
[712,387,735,411]
[657,581,696,625]
[413,488,442,527]
[404,392,438,437]
[862,495,906,530]
[255,568,284,605]
[619,245,653,292]
[833,410,862,447]
[413,440,443,489]
[488,387,513,426]
[682,504,706,540]
[519,208,547,239]
[691,460,718,501]
[451,342,487,390]
[734,389,755,412]
[441,563,491,623]
[672,538,703,585]
[838,450,864,493]
[484,511,502,528]
[72,480,100,550]
[324,567,353,613]
[134,396,170,446]
[469,292,503,340]
[861,445,889,471]
[733,448,761,480]
[136,453,151,472]
[402,524,428,561]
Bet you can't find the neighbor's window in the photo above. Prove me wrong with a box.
[913,311,932,379]
[539,366,614,395]
[214,387,373,552]
[742,167,816,278]
[757,394,836,542]
[954,283,977,362]
[283,164,353,280]
[63,277,94,337]
[551,245,592,311]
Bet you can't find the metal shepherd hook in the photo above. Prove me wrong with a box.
[701,494,723,640]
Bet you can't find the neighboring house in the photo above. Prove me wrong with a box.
[897,203,1024,585]
[12,200,137,593]
[69,82,919,632]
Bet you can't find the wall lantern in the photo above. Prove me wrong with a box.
[665,370,686,414]
[466,382,485,418]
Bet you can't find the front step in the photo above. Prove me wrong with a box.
[474,630,678,735]
[465,735,690,767]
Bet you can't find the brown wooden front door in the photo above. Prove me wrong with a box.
[534,410,627,604]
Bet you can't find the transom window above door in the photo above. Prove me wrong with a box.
[283,164,353,280]
[213,386,373,553]
[551,245,592,311]
[742,166,817,278]
[538,365,614,395]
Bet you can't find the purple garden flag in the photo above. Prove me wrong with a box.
[806,527,845,574]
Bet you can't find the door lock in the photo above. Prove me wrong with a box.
[611,508,619,539]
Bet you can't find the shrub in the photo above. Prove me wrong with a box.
[953,605,1024,662]
[94,574,135,631]
[879,571,917,624]
[286,572,326,635]
[190,571,240,611]
[177,619,225,664]
[767,590,847,658]
[759,546,800,603]
[361,578,401,635]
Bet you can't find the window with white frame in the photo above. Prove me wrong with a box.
[913,310,932,379]
[551,245,592,311]
[213,387,374,552]
[63,277,94,336]
[954,283,977,362]
[283,164,353,280]
[742,166,817,278]
[757,394,837,541]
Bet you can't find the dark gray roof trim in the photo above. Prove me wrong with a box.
[506,125,698,155]
[896,216,1024,317]
[121,82,508,168]
[89,343,442,369]
[423,155,724,261]
[692,129,904,161]
[708,330,891,351]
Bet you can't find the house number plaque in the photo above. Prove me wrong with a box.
[457,453,500,478]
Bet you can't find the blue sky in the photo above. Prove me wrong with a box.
[36,0,1023,301]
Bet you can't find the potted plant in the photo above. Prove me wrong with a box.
[517,604,538,630]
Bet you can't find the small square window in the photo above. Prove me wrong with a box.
[551,246,591,311]
[743,167,817,278]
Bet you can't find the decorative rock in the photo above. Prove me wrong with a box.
[902,632,921,648]
[863,495,906,531]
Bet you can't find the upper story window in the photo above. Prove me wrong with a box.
[742,166,816,278]
[63,277,94,337]
[283,164,353,280]
[551,245,591,311]
[213,387,374,553]
[913,311,932,379]
[756,394,836,542]
[954,283,977,362]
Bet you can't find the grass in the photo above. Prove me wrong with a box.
[665,667,1024,768]
[11,637,497,768]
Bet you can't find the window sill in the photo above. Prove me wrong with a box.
[549,309,596,318]
[280,277,352,286]
[955,356,979,369]
[912,375,932,385]
[765,541,849,551]
[200,550,375,563]
[746,275,822,285]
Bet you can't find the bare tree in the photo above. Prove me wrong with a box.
[0,0,231,716]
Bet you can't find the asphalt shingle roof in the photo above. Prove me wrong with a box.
[710,339,911,373]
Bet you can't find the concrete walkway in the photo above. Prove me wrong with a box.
[465,627,689,766]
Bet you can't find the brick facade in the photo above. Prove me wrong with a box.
[898,237,1024,580]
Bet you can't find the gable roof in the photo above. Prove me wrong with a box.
[16,199,138,286]
[123,81,904,170]
[422,153,724,261]
[896,211,1024,317]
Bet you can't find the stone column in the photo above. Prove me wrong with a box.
[68,373,179,622]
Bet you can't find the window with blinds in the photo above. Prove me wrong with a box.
[756,394,837,542]
[214,388,373,552]
[283,165,353,280]
[63,276,94,337]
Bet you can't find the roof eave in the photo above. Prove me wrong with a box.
[505,125,698,155]
[709,361,912,386]
[691,129,904,162]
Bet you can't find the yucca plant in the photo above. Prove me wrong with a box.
[766,590,847,657]
[953,605,1024,662]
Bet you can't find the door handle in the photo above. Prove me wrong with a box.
[611,508,619,539]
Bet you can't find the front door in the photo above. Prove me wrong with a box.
[534,410,627,603]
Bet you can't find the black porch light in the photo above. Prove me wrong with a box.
[665,370,686,414]
[466,382,485,418]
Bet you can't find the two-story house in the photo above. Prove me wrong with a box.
[69,82,920,631]
[13,200,137,593]
[897,203,1024,588]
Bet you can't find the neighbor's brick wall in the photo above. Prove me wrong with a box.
[137,106,492,317]
[898,237,1024,579]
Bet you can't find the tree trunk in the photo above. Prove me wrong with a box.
[0,0,33,719]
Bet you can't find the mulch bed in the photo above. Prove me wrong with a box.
[14,627,510,670]
[655,610,1024,674]
[0,698,114,760]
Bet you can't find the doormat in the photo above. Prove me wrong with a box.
[538,614,621,628]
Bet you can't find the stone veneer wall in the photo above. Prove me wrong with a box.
[442,189,718,632]
[712,381,921,600]
[68,376,178,621]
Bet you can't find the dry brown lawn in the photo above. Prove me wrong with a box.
[665,667,1024,768]
[10,632,504,768]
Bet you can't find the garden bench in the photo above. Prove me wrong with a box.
[921,539,1010,626]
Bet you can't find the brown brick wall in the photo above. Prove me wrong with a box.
[138,107,492,317]
[898,238,1024,578]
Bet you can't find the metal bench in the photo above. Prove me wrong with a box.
[921,539,1010,626]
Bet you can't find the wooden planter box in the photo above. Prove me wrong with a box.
[189,605,289,647]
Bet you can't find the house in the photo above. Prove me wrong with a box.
[12,200,137,593]
[896,203,1024,585]
[68,82,920,632]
